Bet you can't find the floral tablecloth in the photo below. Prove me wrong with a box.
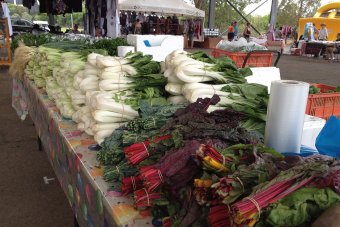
[12,77,153,227]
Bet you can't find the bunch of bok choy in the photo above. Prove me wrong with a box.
[164,51,252,104]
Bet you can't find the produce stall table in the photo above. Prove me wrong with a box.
[12,77,153,227]
[303,41,340,56]
[304,41,325,56]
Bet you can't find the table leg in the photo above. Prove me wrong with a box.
[74,216,80,227]
[37,137,43,151]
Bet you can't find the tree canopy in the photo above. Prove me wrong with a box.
[276,0,322,26]
[8,3,84,29]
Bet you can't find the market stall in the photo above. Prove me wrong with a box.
[9,34,340,227]
[12,77,152,227]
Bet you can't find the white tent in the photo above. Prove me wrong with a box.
[118,0,205,17]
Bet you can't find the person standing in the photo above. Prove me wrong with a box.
[134,19,142,34]
[313,23,319,40]
[318,23,328,41]
[233,21,238,39]
[188,19,195,49]
[325,33,340,60]
[243,22,251,42]
[227,22,235,41]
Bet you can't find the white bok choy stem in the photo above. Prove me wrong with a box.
[164,69,183,84]
[94,129,116,144]
[165,83,183,96]
[99,83,134,92]
[92,110,134,123]
[94,95,139,117]
[181,83,228,98]
[167,96,188,104]
[186,88,240,104]
[79,77,99,93]
[91,123,125,133]
[85,128,95,136]
[87,53,104,67]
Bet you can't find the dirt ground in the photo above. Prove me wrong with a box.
[0,53,339,226]
[278,55,340,84]
[0,68,73,227]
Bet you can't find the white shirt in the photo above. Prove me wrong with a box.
[318,27,328,40]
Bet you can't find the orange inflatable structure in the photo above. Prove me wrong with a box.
[298,2,340,41]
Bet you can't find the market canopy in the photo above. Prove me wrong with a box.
[118,0,205,17]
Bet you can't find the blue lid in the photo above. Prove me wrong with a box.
[282,145,318,157]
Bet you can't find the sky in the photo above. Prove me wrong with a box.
[244,0,336,16]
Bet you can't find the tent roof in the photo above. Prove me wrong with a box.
[118,0,205,17]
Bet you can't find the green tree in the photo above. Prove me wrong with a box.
[11,13,20,19]
[249,14,269,34]
[194,0,261,32]
[8,4,28,17]
[277,0,322,26]
[32,14,49,22]
[21,12,33,21]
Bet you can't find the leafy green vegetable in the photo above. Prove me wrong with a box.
[86,38,128,56]
[219,83,269,134]
[309,85,321,94]
[11,33,55,53]
[260,188,340,227]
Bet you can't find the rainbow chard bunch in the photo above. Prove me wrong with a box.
[231,161,330,226]
[103,161,138,182]
[124,134,172,165]
[121,175,143,195]
[196,144,230,173]
[140,140,202,192]
[134,188,168,210]
[212,146,283,204]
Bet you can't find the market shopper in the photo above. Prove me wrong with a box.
[227,22,235,41]
[243,22,251,42]
[134,19,142,34]
[188,19,195,49]
[72,24,80,34]
[318,23,328,41]
[233,21,238,39]
[313,23,319,40]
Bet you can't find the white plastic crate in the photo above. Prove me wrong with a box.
[301,115,326,150]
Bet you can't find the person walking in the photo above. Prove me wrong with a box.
[243,22,251,42]
[227,22,235,41]
[233,21,238,39]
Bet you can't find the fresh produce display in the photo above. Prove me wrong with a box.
[12,34,339,227]
[165,50,267,134]
[309,84,340,94]
[216,37,268,53]
[9,43,36,80]
[96,95,340,227]
[72,51,167,143]
[85,38,129,56]
[10,33,55,53]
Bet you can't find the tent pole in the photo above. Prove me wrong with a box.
[208,0,216,29]
[224,0,261,35]
[71,12,74,29]
[269,0,278,27]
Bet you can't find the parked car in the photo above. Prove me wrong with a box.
[11,18,50,36]
[33,20,50,32]
[11,18,34,35]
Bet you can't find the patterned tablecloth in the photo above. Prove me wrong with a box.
[12,77,153,227]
